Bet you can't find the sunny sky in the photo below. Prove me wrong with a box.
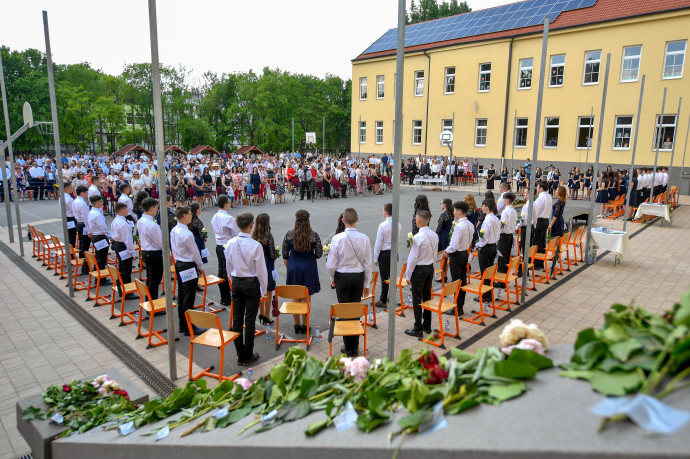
[1,0,514,82]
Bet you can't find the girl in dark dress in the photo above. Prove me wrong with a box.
[412,194,431,235]
[500,166,509,184]
[517,167,527,194]
[572,168,581,200]
[282,210,323,334]
[549,186,567,238]
[595,172,608,217]
[250,165,261,206]
[202,168,214,208]
[323,167,332,199]
[253,213,276,325]
[534,167,542,183]
[567,167,575,195]
[486,164,496,190]
[607,171,617,204]
[189,202,208,264]
[193,169,204,205]
[551,169,560,196]
[584,166,593,200]
[627,170,639,221]
[463,194,480,247]
[436,198,453,251]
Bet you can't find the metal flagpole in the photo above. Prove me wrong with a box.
[322,116,325,156]
[43,11,74,297]
[666,97,682,183]
[148,0,176,381]
[623,76,645,234]
[510,110,516,175]
[387,0,405,360]
[678,112,690,190]
[291,117,294,152]
[358,115,361,161]
[519,17,549,305]
[0,53,16,245]
[584,54,612,264]
[649,88,667,201]
[585,106,593,166]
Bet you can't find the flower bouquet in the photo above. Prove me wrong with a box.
[499,319,549,355]
[449,220,457,238]
[323,244,330,259]
[406,232,414,248]
[200,227,208,240]
[274,245,281,259]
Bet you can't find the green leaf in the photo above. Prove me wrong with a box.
[487,381,526,402]
[398,408,433,430]
[572,341,607,368]
[674,290,690,326]
[507,349,554,370]
[558,370,593,380]
[355,410,385,433]
[574,328,597,349]
[22,406,40,420]
[590,370,643,396]
[599,323,628,343]
[202,416,217,432]
[608,338,643,362]
[305,419,329,437]
[444,397,480,415]
[494,360,537,380]
[450,348,476,363]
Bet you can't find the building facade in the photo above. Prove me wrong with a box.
[351,0,690,174]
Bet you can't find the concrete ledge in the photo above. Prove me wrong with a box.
[50,346,689,459]
[16,367,149,459]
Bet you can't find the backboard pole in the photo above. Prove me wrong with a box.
[623,75,645,234]
[0,51,15,245]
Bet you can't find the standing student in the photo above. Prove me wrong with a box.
[326,208,372,357]
[211,195,238,307]
[111,202,135,295]
[373,203,401,309]
[475,199,500,311]
[252,213,277,325]
[171,206,205,336]
[88,195,112,273]
[73,185,91,274]
[63,183,77,249]
[225,212,267,366]
[496,182,510,214]
[137,198,163,300]
[117,183,136,223]
[445,201,473,315]
[88,176,101,199]
[497,192,517,274]
[532,181,552,269]
[404,210,439,338]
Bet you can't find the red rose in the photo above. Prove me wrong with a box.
[62,385,71,393]
[418,351,440,370]
[427,367,449,385]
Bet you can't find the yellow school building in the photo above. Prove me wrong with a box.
[351,0,690,172]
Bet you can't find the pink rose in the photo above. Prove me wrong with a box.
[500,338,545,356]
[340,356,371,382]
[235,378,252,390]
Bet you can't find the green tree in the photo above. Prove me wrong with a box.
[407,0,470,25]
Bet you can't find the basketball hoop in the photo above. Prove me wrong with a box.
[34,121,54,137]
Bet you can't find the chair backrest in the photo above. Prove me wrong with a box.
[134,278,152,303]
[546,237,560,253]
[51,235,64,253]
[84,251,98,271]
[480,264,498,285]
[441,279,462,300]
[508,256,521,274]
[106,264,122,284]
[331,302,367,320]
[398,263,408,284]
[276,285,309,301]
[186,309,222,330]
[528,245,538,261]
[368,271,379,296]
[27,224,37,239]
[560,232,572,246]
[435,251,446,264]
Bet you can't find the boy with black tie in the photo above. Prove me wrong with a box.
[111,202,135,295]
[73,185,91,275]
[373,203,401,309]
[88,194,111,274]
[404,210,438,338]
[137,198,163,299]
[212,195,239,307]
[445,201,473,315]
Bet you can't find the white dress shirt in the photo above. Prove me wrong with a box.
[496,191,507,214]
[63,193,75,218]
[476,213,500,247]
[446,217,473,254]
[118,194,135,220]
[406,226,439,282]
[500,206,518,235]
[73,196,90,232]
[136,214,162,251]
[211,210,239,246]
[373,217,402,261]
[517,202,535,231]
[224,232,268,296]
[326,227,373,285]
[533,191,552,220]
[111,215,135,256]
[88,184,100,199]
[88,207,112,237]
[29,166,45,178]
[170,223,203,271]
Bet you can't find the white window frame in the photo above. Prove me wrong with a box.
[663,40,686,79]
[514,118,528,148]
[440,119,453,145]
[479,63,491,92]
[519,58,533,90]
[412,120,422,145]
[359,77,367,100]
[612,116,633,150]
[583,50,601,85]
[414,71,424,97]
[375,121,383,144]
[376,75,385,99]
[620,45,642,83]
[359,121,366,144]
[549,54,565,87]
[444,67,455,94]
[575,116,595,149]
[543,117,560,148]
[653,114,677,150]
[475,119,487,147]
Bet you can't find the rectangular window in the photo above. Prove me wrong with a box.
[583,50,601,84]
[613,116,633,149]
[654,115,677,150]
[663,40,686,79]
[576,116,595,148]
[414,71,424,96]
[359,77,367,100]
[544,117,560,148]
[620,45,642,82]
[359,121,366,144]
[412,120,422,145]
[375,121,383,144]
[549,54,565,87]
[519,58,533,89]
[479,63,491,92]
[444,67,455,94]
[475,119,487,146]
[440,119,453,145]
[514,118,528,147]
[376,75,385,99]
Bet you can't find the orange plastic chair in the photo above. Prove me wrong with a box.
[27,224,40,258]
[226,277,267,338]
[106,264,138,324]
[135,239,147,281]
[385,263,413,317]
[468,248,481,281]
[50,235,67,278]
[461,264,497,326]
[275,285,313,351]
[35,230,53,266]
[562,228,580,268]
[360,272,379,329]
[194,270,225,313]
[328,302,367,357]
[420,279,462,349]
[434,251,448,284]
[85,251,112,306]
[43,233,63,271]
[186,310,240,382]
[533,237,561,284]
[133,278,174,348]
[493,257,521,311]
[68,245,87,291]
[515,246,538,296]
[669,186,678,208]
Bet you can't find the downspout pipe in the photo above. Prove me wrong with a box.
[500,37,514,172]
[423,50,431,157]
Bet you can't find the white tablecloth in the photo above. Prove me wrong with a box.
[635,203,671,223]
[589,230,630,259]
[413,177,447,190]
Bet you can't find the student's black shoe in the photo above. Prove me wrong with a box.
[404,328,423,337]
[238,352,260,366]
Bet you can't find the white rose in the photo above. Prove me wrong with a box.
[525,324,549,349]
[499,319,530,346]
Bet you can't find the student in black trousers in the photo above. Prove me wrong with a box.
[73,185,91,275]
[137,198,164,300]
[445,201,473,315]
[63,183,77,249]
[374,203,400,309]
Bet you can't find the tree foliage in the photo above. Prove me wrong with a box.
[0,46,351,155]
[406,0,471,25]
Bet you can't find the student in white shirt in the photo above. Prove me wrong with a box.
[445,201,473,315]
[88,195,112,272]
[404,210,439,338]
[137,198,163,299]
[73,185,91,274]
[117,184,136,223]
[88,176,101,199]
[326,208,372,356]
[496,182,510,214]
[111,202,135,294]
[475,199,500,310]
[532,181,552,269]
[373,203,401,309]
[497,192,517,274]
[63,183,77,248]
[211,195,238,306]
